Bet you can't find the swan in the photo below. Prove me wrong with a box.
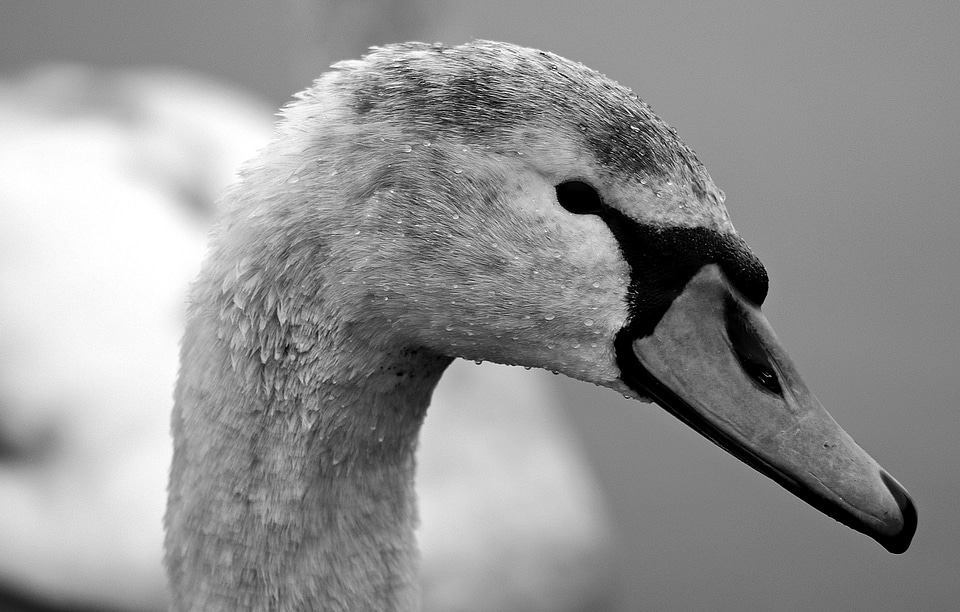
[165,40,917,610]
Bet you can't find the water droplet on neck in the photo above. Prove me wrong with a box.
[401,144,412,153]
[286,173,300,184]
[453,167,463,174]
[584,319,594,327]
[544,314,555,321]
[629,124,640,132]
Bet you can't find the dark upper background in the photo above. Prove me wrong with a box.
[3,1,958,610]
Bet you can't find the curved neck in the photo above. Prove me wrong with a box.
[166,297,450,610]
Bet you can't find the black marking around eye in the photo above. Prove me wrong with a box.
[596,207,769,340]
[598,205,770,408]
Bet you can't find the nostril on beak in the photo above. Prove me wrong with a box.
[879,471,918,554]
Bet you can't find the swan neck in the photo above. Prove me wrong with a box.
[166,304,450,610]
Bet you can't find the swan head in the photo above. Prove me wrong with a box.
[217,41,915,553]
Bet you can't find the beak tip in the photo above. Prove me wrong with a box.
[877,471,918,554]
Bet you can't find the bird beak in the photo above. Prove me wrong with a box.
[621,264,917,553]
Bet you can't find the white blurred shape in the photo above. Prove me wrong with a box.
[0,65,272,610]
[421,361,613,611]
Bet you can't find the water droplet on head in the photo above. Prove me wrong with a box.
[286,173,300,184]
[422,140,431,147]
[544,314,555,321]
[591,281,600,289]
[639,178,647,185]
[629,124,641,132]
[584,319,594,327]
[401,144,412,153]
[655,191,663,198]
[453,167,463,174]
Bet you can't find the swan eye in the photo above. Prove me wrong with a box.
[555,181,604,215]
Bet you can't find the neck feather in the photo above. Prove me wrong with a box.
[165,247,451,610]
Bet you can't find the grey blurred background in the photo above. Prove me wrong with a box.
[2,1,957,610]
